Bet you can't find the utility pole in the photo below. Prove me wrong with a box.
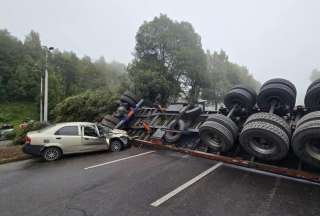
[40,70,43,122]
[43,46,54,123]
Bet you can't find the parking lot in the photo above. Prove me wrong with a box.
[0,146,320,216]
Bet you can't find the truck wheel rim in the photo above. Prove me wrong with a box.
[207,133,223,148]
[249,137,277,155]
[306,139,320,160]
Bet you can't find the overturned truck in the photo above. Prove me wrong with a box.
[101,78,320,184]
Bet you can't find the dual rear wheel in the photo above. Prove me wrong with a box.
[199,85,255,152]
[292,111,320,168]
[199,114,238,152]
[239,113,290,161]
[239,78,295,161]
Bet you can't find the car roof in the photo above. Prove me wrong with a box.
[41,122,96,133]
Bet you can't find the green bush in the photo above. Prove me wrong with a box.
[52,89,119,123]
[0,102,38,126]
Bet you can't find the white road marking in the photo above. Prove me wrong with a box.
[150,162,223,207]
[224,163,320,186]
[84,151,155,170]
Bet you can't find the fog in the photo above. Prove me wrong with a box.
[1,0,319,104]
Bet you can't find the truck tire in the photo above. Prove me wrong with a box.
[257,83,296,114]
[307,79,320,91]
[296,111,320,128]
[164,120,185,143]
[123,91,140,103]
[261,78,297,96]
[101,121,116,129]
[224,87,255,111]
[102,115,119,125]
[231,85,257,103]
[199,121,234,152]
[206,114,239,139]
[183,106,203,119]
[304,83,320,110]
[245,112,291,137]
[120,95,136,108]
[101,115,120,129]
[240,121,289,161]
[292,120,320,168]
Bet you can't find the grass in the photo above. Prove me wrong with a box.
[0,101,38,126]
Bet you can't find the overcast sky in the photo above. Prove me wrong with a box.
[1,0,320,103]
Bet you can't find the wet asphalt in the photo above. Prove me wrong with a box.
[0,146,319,216]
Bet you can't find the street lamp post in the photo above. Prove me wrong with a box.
[39,66,43,122]
[42,46,54,123]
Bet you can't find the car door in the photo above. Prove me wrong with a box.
[54,125,82,153]
[81,125,107,151]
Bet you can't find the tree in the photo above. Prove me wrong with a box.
[0,30,24,101]
[0,29,129,122]
[129,14,207,104]
[310,68,320,82]
[202,50,260,108]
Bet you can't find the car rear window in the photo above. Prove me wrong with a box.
[55,126,79,136]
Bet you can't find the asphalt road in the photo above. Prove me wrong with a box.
[0,146,320,216]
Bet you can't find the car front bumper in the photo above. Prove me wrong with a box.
[22,144,44,156]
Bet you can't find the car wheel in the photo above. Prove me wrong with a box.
[42,147,62,161]
[110,140,123,152]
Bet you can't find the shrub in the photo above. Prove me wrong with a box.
[52,89,119,123]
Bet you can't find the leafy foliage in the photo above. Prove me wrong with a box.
[129,14,207,104]
[202,50,260,107]
[52,89,119,122]
[0,102,38,125]
[0,29,129,123]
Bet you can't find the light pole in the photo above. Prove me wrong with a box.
[42,46,54,123]
[36,63,43,122]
